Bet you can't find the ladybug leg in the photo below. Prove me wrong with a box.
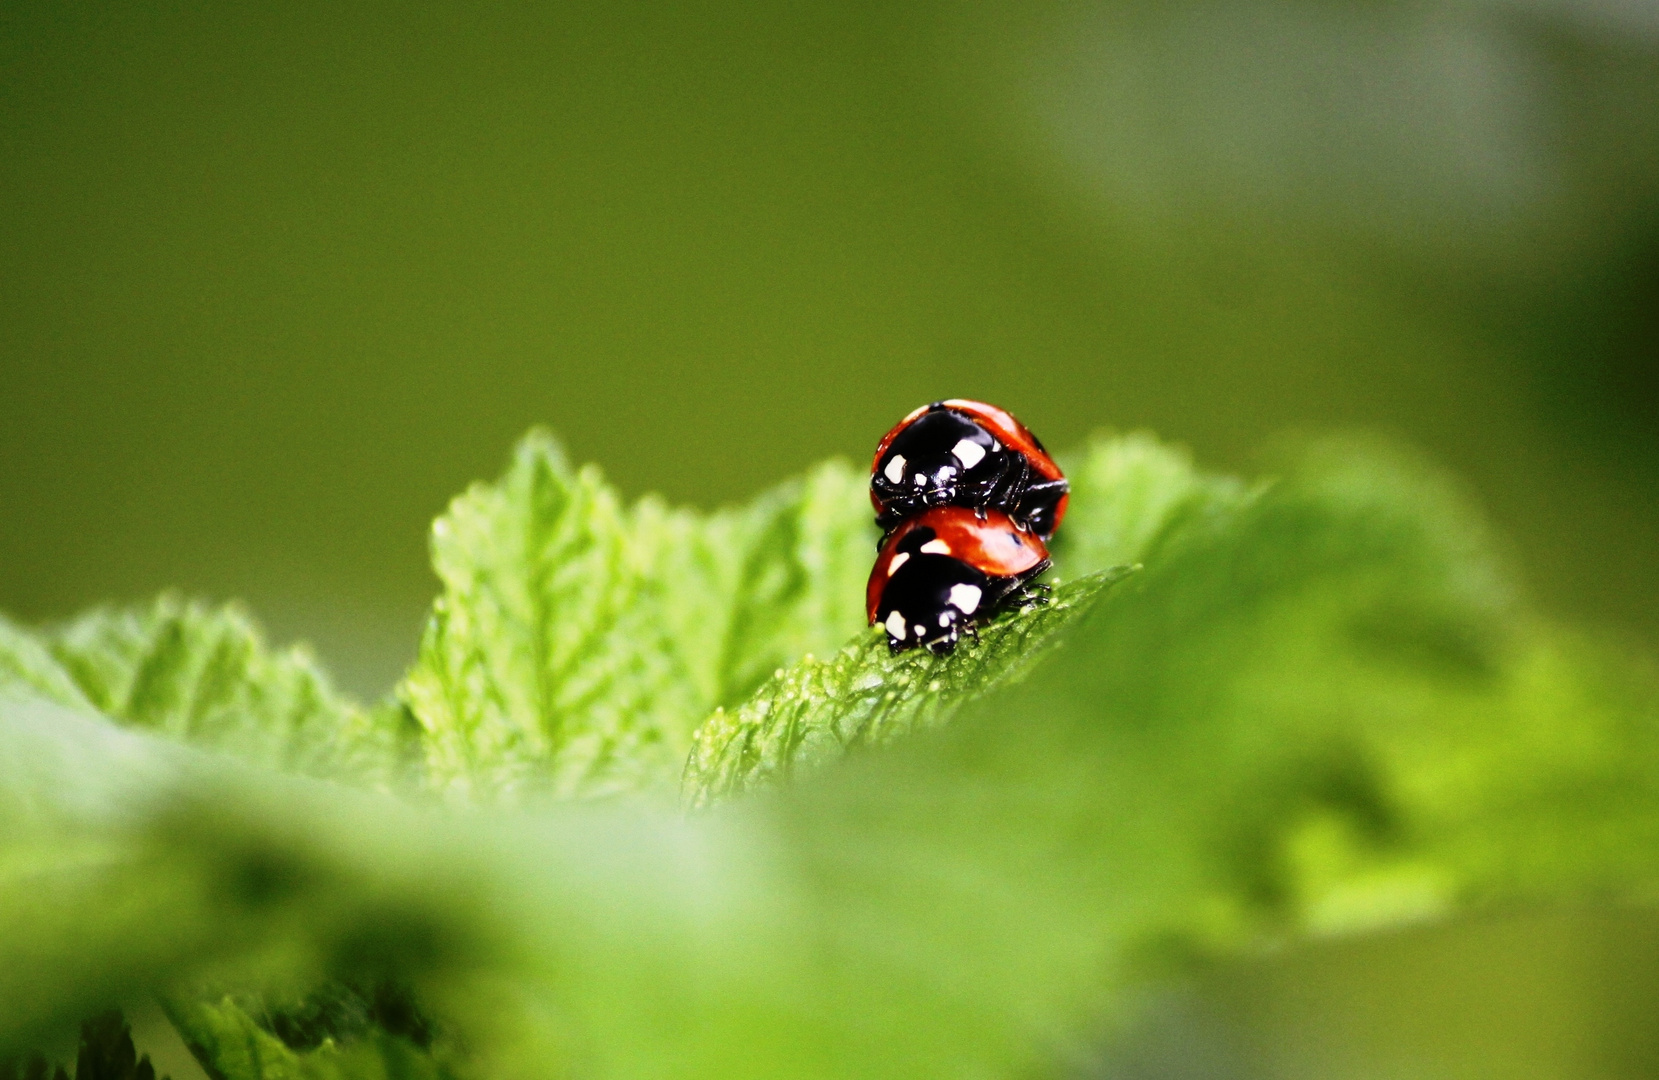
[874,502,917,546]
[925,625,960,656]
[964,621,981,645]
[963,455,1018,517]
[988,456,1017,512]
[1011,576,1053,610]
[1023,478,1068,497]
[875,503,907,532]
[1015,587,1051,610]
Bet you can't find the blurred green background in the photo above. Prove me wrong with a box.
[4,1,1656,697]
[4,3,1659,1077]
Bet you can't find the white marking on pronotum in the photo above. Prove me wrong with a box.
[887,551,910,574]
[884,455,906,484]
[913,473,926,486]
[951,438,986,470]
[938,612,952,627]
[920,538,951,555]
[885,610,907,639]
[947,583,982,613]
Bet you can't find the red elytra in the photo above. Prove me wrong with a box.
[867,398,1070,535]
[865,506,1051,625]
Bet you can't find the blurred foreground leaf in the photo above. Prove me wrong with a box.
[163,989,452,1080]
[973,439,1659,941]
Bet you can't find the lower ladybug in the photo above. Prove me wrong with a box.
[870,399,1070,540]
[867,506,1052,655]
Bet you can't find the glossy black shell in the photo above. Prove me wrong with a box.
[876,556,986,654]
[871,522,1049,655]
[870,405,1069,540]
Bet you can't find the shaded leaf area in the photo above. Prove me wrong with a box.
[1,1012,167,1080]
[226,982,434,1055]
[399,429,872,802]
[0,596,409,787]
[163,984,454,1080]
[681,566,1135,807]
[4,440,1658,1080]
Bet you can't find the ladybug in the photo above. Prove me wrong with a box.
[870,399,1069,540]
[867,506,1052,655]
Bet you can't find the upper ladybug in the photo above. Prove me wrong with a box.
[869,400,1069,540]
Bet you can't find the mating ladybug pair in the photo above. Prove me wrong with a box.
[865,400,1069,654]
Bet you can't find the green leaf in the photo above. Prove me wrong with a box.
[961,437,1659,941]
[399,430,871,802]
[5,431,1659,1080]
[163,991,453,1080]
[1049,430,1247,580]
[2,1010,169,1080]
[0,597,405,788]
[642,457,872,711]
[0,603,426,1079]
[38,595,404,786]
[0,612,92,713]
[680,566,1135,807]
[0,698,473,1066]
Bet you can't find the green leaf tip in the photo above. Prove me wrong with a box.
[681,565,1137,807]
[399,428,874,803]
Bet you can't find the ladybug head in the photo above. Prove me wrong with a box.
[874,408,1006,510]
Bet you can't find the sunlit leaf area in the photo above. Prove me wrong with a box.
[4,3,1658,1078]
